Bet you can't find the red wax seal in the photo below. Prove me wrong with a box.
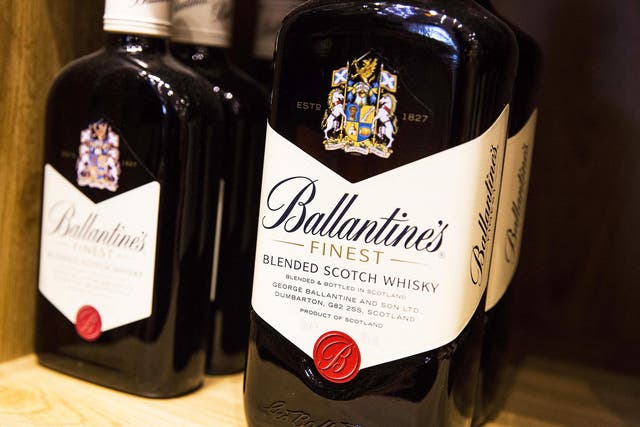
[75,305,102,341]
[313,331,361,383]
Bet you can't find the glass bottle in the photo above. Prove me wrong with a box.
[244,0,518,425]
[35,0,224,397]
[473,1,542,424]
[171,0,268,374]
[249,0,306,89]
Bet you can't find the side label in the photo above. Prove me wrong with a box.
[252,107,509,370]
[486,110,537,311]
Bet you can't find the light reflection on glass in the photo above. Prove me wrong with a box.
[372,5,461,51]
[407,24,456,49]
[303,366,315,380]
[382,4,417,19]
[147,73,164,88]
[132,58,148,69]
[136,60,187,115]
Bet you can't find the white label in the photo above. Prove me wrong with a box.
[172,0,232,47]
[104,0,172,37]
[253,0,304,59]
[38,165,160,332]
[486,110,537,311]
[210,179,225,301]
[252,107,509,369]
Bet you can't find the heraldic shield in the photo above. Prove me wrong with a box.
[76,120,122,192]
[322,52,399,158]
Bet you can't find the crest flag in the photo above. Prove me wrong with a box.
[332,67,349,87]
[380,70,398,93]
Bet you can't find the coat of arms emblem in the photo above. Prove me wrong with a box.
[76,120,121,192]
[322,53,399,158]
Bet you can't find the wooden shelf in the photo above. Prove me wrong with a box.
[0,355,638,426]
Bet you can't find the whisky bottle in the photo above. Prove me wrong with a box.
[171,0,268,374]
[244,0,518,425]
[249,0,305,89]
[35,0,224,397]
[473,1,542,424]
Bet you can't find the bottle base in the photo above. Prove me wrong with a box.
[37,352,203,399]
[206,353,246,376]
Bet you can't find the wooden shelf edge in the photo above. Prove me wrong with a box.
[0,355,638,426]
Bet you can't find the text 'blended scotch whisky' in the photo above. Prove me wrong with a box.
[474,0,542,424]
[171,0,268,375]
[36,0,224,397]
[244,1,518,426]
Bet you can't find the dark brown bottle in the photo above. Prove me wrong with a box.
[473,1,542,425]
[35,0,224,397]
[244,1,517,425]
[248,0,305,89]
[171,0,268,374]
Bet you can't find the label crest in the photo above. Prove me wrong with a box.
[322,53,401,158]
[77,120,122,192]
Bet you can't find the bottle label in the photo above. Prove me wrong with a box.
[172,0,233,47]
[104,0,172,37]
[210,179,225,301]
[252,106,509,370]
[39,121,160,338]
[253,0,304,60]
[486,110,537,310]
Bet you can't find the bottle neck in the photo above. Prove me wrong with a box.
[103,0,171,38]
[171,1,232,49]
[105,33,168,55]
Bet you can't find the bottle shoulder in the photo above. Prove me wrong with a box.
[48,48,224,120]
[513,28,543,69]
[188,61,268,116]
[219,65,269,113]
[281,0,518,62]
[225,64,269,100]
[169,43,268,116]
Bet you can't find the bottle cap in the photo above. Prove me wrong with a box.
[172,0,232,47]
[104,0,172,38]
[253,0,303,59]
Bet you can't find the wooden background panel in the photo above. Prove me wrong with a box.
[493,0,640,375]
[0,0,103,362]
